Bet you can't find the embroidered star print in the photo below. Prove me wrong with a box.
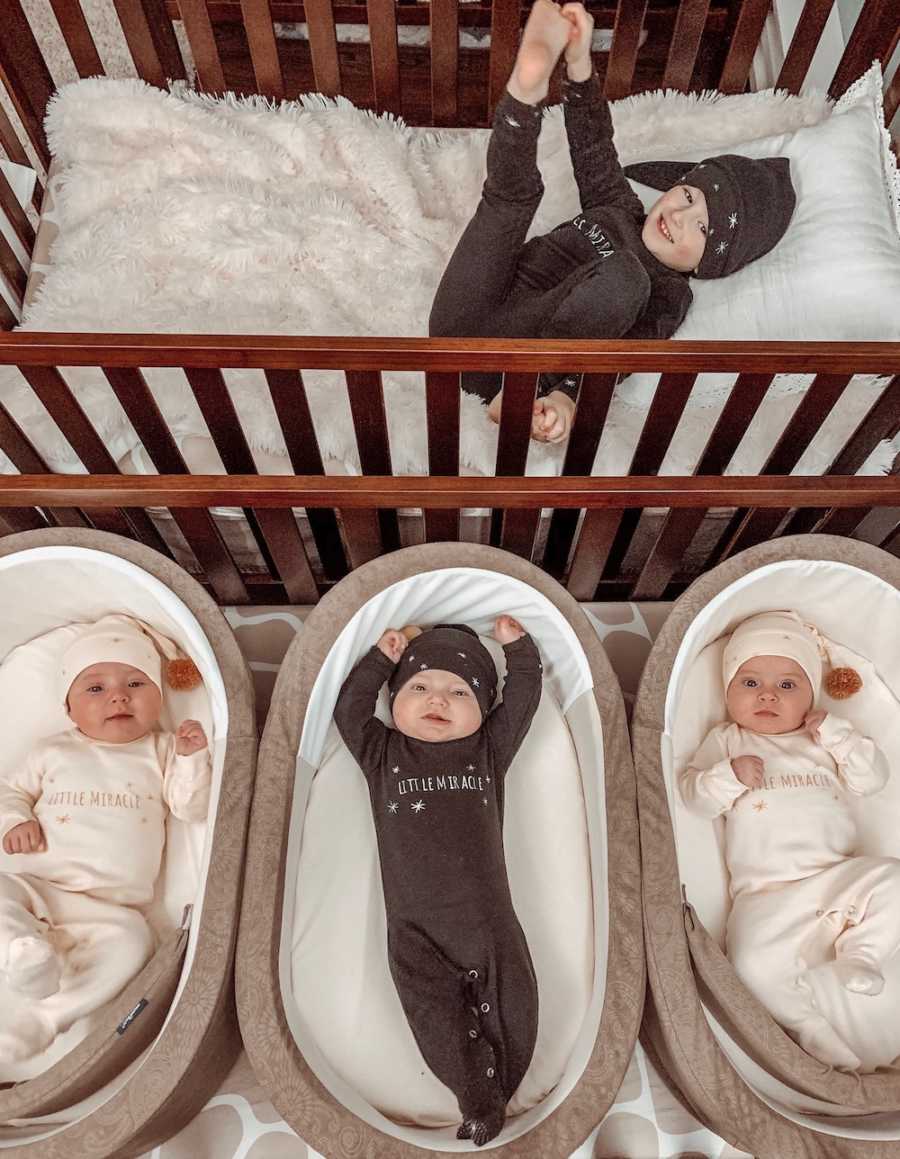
[420,663,428,670]
[713,183,720,191]
[482,798,489,806]
[716,240,728,254]
[392,766,400,774]
[472,677,480,687]
[411,800,425,813]
[729,212,738,229]
[388,802,399,814]
[485,777,491,784]
[57,814,71,824]
[752,800,767,812]
[458,652,467,659]
[467,764,476,772]
[141,817,148,824]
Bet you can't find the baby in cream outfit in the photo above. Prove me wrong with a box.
[0,614,211,1065]
[682,610,900,1069]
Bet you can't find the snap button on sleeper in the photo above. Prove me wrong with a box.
[468,969,479,979]
[486,1067,495,1077]
[847,906,857,914]
[480,1002,490,1014]
[816,909,824,917]
[469,1029,478,1039]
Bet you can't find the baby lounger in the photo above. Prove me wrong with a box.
[0,528,256,1157]
[237,542,640,1156]
[632,534,900,1159]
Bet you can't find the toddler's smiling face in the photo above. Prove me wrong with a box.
[392,668,482,743]
[726,654,812,734]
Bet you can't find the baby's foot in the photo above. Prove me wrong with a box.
[0,1005,55,1063]
[833,956,885,996]
[5,935,61,998]
[507,0,572,104]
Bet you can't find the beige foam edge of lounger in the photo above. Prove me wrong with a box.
[633,533,900,1159]
[0,528,257,1159]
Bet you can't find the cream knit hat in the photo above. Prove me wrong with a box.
[61,614,202,702]
[722,610,862,701]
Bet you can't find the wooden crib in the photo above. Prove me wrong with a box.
[0,0,897,608]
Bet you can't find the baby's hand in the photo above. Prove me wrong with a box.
[176,719,208,756]
[376,629,408,664]
[531,392,575,444]
[803,710,827,741]
[561,3,594,76]
[493,615,526,645]
[731,755,765,790]
[2,819,46,855]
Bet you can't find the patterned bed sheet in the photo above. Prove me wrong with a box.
[140,601,751,1159]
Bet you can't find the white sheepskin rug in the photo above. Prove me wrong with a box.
[4,76,897,478]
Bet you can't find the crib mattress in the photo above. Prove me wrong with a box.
[0,529,257,1157]
[632,534,900,1159]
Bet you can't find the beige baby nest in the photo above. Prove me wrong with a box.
[0,528,256,1157]
[237,541,641,1156]
[632,534,900,1159]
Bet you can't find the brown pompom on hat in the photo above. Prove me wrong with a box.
[61,613,202,702]
[624,154,796,279]
[388,624,497,719]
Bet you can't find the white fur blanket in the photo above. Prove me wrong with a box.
[5,77,897,477]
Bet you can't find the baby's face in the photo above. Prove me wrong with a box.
[392,668,482,743]
[67,662,162,743]
[726,655,812,734]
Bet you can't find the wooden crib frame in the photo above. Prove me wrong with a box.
[0,0,897,607]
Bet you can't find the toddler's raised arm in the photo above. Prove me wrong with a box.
[333,638,397,773]
[563,74,645,223]
[680,725,748,819]
[813,713,889,796]
[485,617,543,776]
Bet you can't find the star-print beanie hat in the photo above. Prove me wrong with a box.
[623,154,795,278]
[61,613,203,703]
[388,624,498,718]
[722,610,862,703]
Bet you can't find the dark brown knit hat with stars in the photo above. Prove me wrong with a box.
[388,624,497,719]
[624,154,796,278]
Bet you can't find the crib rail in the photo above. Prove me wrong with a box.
[0,334,897,605]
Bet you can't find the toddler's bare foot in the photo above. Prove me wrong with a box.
[506,0,573,104]
[833,956,885,996]
[5,935,61,998]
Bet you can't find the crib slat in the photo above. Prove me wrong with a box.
[543,373,617,578]
[430,0,459,126]
[0,1,54,169]
[628,372,774,598]
[264,368,348,580]
[500,508,540,560]
[0,167,35,254]
[0,231,27,303]
[304,0,342,95]
[605,0,649,100]
[0,297,18,333]
[184,367,312,593]
[367,0,401,114]
[830,0,898,99]
[775,0,836,94]
[566,508,626,600]
[714,373,853,560]
[878,517,900,557]
[113,0,186,88]
[345,369,401,551]
[251,508,319,602]
[179,0,227,93]
[0,507,49,534]
[885,60,900,128]
[339,508,383,569]
[49,1,106,77]
[168,507,251,603]
[781,375,900,536]
[241,0,285,100]
[662,0,711,92]
[424,370,460,543]
[717,0,771,94]
[488,0,522,119]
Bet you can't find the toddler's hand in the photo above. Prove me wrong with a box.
[561,3,594,77]
[493,615,526,645]
[2,819,46,854]
[532,392,575,444]
[376,629,408,664]
[176,719,208,756]
[731,755,765,790]
[803,710,827,741]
